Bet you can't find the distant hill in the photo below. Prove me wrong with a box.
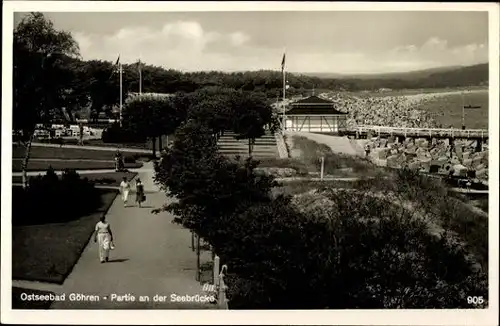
[294,63,488,91]
[301,66,462,80]
[422,64,489,87]
[301,64,487,82]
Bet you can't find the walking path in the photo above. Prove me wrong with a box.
[13,162,215,309]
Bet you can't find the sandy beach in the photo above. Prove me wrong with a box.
[399,89,488,104]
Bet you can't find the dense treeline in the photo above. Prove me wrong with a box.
[115,87,276,155]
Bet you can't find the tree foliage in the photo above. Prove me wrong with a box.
[13,12,81,135]
[154,118,277,237]
[121,95,187,154]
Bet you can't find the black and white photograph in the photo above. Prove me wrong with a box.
[2,1,499,325]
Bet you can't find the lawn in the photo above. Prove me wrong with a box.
[12,171,138,187]
[256,157,311,175]
[12,145,147,160]
[34,134,175,151]
[275,178,365,196]
[12,189,118,284]
[12,287,55,309]
[289,135,386,178]
[12,159,142,172]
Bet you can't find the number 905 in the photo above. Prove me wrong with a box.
[467,296,484,305]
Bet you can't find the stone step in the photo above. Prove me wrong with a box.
[219,144,277,149]
[222,154,278,158]
[219,136,275,140]
[218,143,277,148]
[219,139,276,143]
[219,150,278,155]
[218,139,276,143]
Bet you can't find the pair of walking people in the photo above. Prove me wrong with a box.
[119,177,145,208]
[93,177,146,263]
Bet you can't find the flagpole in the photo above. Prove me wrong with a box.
[138,60,142,95]
[119,63,123,127]
[282,51,286,135]
[461,90,465,130]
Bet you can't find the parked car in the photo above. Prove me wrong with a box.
[34,129,50,138]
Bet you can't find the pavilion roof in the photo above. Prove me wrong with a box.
[287,95,347,115]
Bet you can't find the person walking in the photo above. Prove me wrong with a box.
[135,178,145,208]
[120,177,131,207]
[79,123,84,146]
[115,150,123,172]
[93,215,114,263]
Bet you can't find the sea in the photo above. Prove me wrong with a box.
[416,90,489,130]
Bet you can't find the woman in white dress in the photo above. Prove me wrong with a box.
[93,216,114,263]
[120,177,131,207]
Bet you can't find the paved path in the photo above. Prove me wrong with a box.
[14,162,216,309]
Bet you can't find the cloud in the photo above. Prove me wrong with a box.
[73,21,252,70]
[229,32,250,46]
[73,26,488,74]
[385,37,488,71]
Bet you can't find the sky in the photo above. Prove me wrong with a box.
[14,11,489,74]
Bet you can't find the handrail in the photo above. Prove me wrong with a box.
[348,125,488,138]
[354,125,488,133]
[274,132,289,158]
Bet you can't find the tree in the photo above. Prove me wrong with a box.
[186,87,237,140]
[14,12,80,188]
[154,118,276,237]
[230,91,273,156]
[122,94,186,156]
[78,59,122,121]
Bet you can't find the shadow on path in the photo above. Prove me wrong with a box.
[106,258,129,263]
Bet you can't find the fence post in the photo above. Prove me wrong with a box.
[320,156,324,181]
[196,235,201,282]
[218,265,229,309]
[213,255,220,287]
[191,231,195,252]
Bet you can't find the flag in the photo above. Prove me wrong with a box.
[281,52,286,71]
[109,55,121,79]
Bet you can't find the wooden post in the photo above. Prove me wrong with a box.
[320,156,325,181]
[191,231,195,252]
[196,235,201,282]
[214,255,220,287]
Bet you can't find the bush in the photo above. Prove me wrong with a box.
[123,155,136,164]
[101,123,144,143]
[256,158,310,176]
[223,190,488,309]
[12,167,101,226]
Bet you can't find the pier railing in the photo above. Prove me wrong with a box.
[350,125,488,139]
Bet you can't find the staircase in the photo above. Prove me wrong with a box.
[217,131,279,159]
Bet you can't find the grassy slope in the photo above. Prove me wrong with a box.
[12,171,138,187]
[273,136,488,270]
[12,160,142,172]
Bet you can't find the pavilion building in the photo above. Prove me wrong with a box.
[284,95,348,134]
